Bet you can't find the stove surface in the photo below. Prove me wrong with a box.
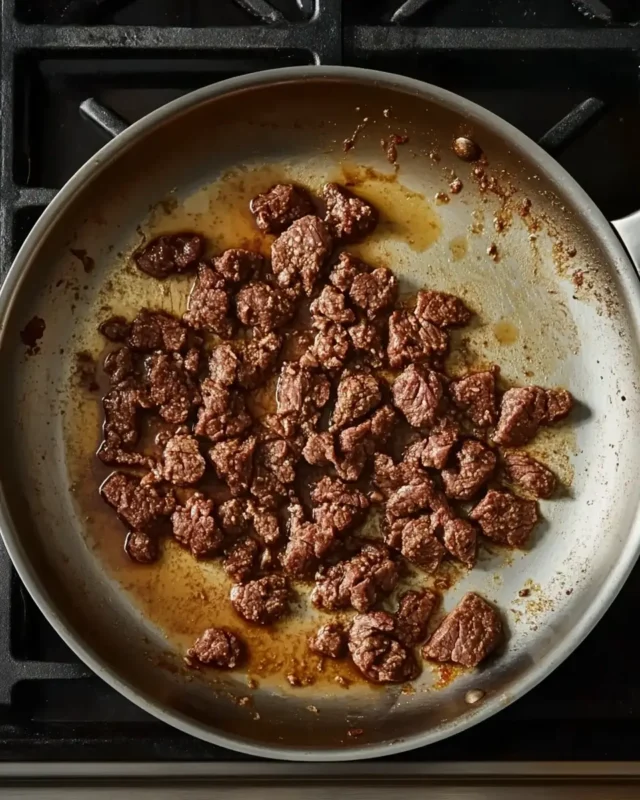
[1,0,639,765]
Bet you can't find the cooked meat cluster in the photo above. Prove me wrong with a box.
[96,180,574,684]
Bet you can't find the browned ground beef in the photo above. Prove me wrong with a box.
[349,267,398,319]
[348,612,418,683]
[235,281,296,333]
[385,516,446,573]
[331,371,381,430]
[160,432,205,486]
[209,436,257,496]
[135,232,203,279]
[99,315,130,342]
[310,285,355,324]
[419,417,461,469]
[323,183,378,242]
[392,365,446,428]
[422,592,502,667]
[101,472,175,531]
[494,386,573,446]
[224,536,260,583]
[104,347,134,384]
[440,516,478,568]
[238,333,282,389]
[128,309,188,353]
[171,493,222,559]
[329,252,367,291]
[212,249,263,283]
[194,379,252,442]
[387,310,448,369]
[124,531,158,564]
[394,589,438,647]
[250,183,315,234]
[347,320,385,367]
[301,319,351,371]
[414,289,472,328]
[146,352,199,424]
[230,575,291,624]
[308,622,346,659]
[503,451,556,498]
[186,627,243,668]
[441,439,497,500]
[209,344,239,385]
[275,362,330,430]
[449,370,498,428]
[271,215,332,295]
[183,263,234,338]
[470,489,538,547]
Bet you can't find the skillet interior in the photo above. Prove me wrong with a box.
[1,70,640,760]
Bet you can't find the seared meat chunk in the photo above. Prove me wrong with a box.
[209,344,239,386]
[127,309,187,353]
[386,477,442,518]
[329,252,367,292]
[275,362,331,430]
[146,352,198,424]
[271,215,332,295]
[309,622,346,659]
[392,365,446,428]
[135,232,203,279]
[257,437,299,485]
[440,516,477,568]
[300,319,351,371]
[395,589,438,647]
[311,476,369,533]
[350,267,398,319]
[373,453,424,499]
[348,612,418,683]
[494,386,573,446]
[159,432,205,486]
[124,531,158,564]
[209,436,257,496]
[423,592,502,668]
[230,575,291,625]
[218,497,252,536]
[186,627,243,669]
[386,516,446,573]
[250,183,314,234]
[282,510,335,579]
[348,320,385,367]
[238,332,282,389]
[99,315,130,342]
[224,537,260,583]
[450,370,498,428]
[420,417,461,469]
[235,281,296,333]
[323,183,378,242]
[101,472,175,531]
[331,371,381,430]
[311,543,398,613]
[388,311,448,369]
[101,378,151,447]
[310,285,355,324]
[104,346,134,384]
[470,489,538,547]
[441,439,496,500]
[303,430,365,482]
[195,379,252,442]
[183,263,233,338]
[503,451,556,499]
[171,493,222,558]
[415,289,472,328]
[213,249,263,283]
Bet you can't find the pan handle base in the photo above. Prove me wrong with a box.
[612,210,640,275]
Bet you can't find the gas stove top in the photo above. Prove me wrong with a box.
[1,0,640,774]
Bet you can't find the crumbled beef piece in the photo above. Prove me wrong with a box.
[101,379,152,447]
[224,536,260,583]
[194,379,252,442]
[387,311,448,369]
[101,472,175,531]
[271,215,332,295]
[368,404,397,442]
[282,510,335,579]
[440,516,477,568]
[470,489,538,547]
[331,371,381,430]
[250,467,291,510]
[183,263,233,338]
[160,433,205,486]
[494,386,573,446]
[218,497,252,536]
[348,320,385,367]
[235,282,296,333]
[385,516,446,573]
[503,451,556,499]
[544,388,573,422]
[187,627,243,669]
[104,346,134,384]
[323,183,378,242]
[213,249,263,283]
[415,289,472,328]
[209,436,257,496]
[99,315,130,342]
[275,362,331,429]
[373,453,421,498]
[338,406,396,467]
[329,252,367,291]
[309,622,346,659]
[135,233,203,279]
[348,612,418,683]
[171,493,222,558]
[420,417,461,469]
[127,309,187,353]
[450,370,498,428]
[311,476,369,533]
[124,531,158,564]
[97,439,154,469]
[250,505,281,546]
[250,184,315,234]
[303,431,365,482]
[184,347,201,375]
[386,477,440,518]
[258,438,298,485]
[146,352,198,424]
[301,319,351,371]
[238,332,282,389]
[392,365,446,428]
[422,592,502,667]
[310,285,355,324]
[209,344,239,385]
[230,575,290,625]
[441,439,496,500]
[350,267,398,319]
[395,589,438,647]
[311,542,398,612]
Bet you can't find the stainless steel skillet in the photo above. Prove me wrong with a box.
[1,66,640,761]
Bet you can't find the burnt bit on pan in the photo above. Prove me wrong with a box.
[20,315,46,354]
[452,136,482,162]
[382,133,409,166]
[70,248,95,273]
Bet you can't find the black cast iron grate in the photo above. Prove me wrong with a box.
[1,0,640,763]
